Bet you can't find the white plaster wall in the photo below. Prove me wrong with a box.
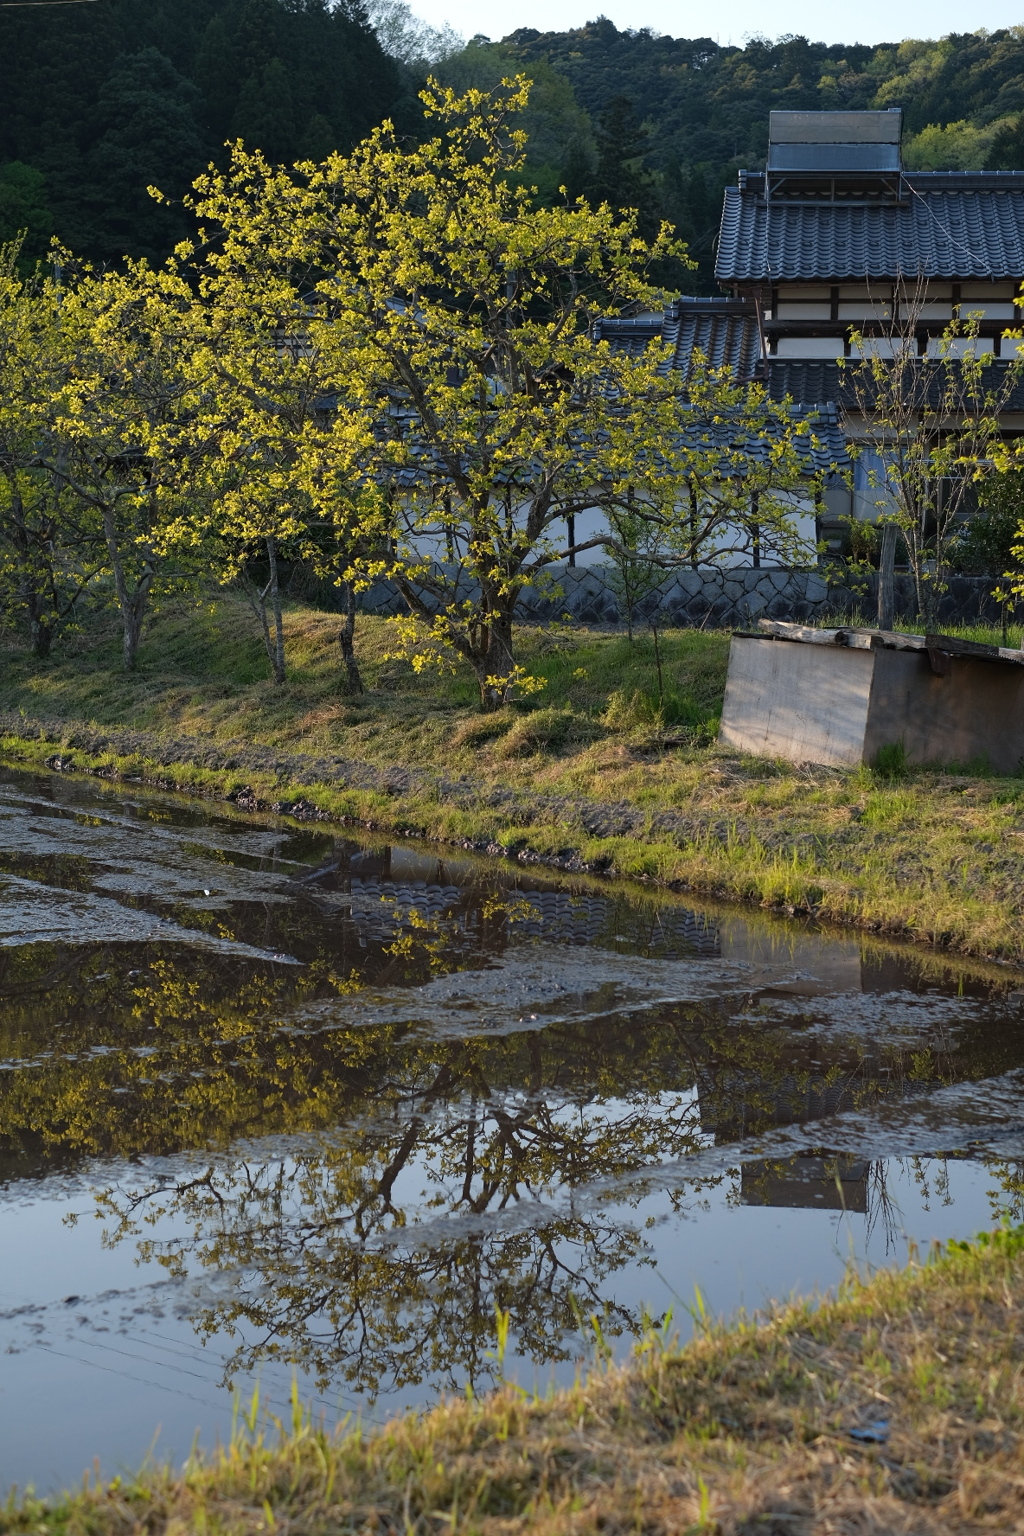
[775,337,845,359]
[848,339,911,360]
[925,336,996,358]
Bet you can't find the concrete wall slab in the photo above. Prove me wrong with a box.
[864,648,1024,774]
[719,637,874,766]
[720,636,1024,773]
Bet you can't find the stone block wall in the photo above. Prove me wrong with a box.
[354,565,1008,630]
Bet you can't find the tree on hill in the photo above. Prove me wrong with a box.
[589,97,660,237]
[0,164,54,270]
[434,39,596,207]
[86,49,207,265]
[987,113,1024,169]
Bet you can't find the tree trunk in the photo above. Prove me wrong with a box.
[877,522,897,630]
[266,537,286,685]
[338,579,363,694]
[649,622,664,708]
[28,601,53,660]
[102,502,152,672]
[688,485,699,570]
[8,475,53,659]
[122,602,148,673]
[476,607,515,711]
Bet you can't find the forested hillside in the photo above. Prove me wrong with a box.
[4,5,1024,290]
[0,0,408,265]
[446,23,1024,288]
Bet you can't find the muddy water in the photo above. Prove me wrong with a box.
[2,767,1024,1491]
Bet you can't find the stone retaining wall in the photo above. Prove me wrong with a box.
[355,566,1007,630]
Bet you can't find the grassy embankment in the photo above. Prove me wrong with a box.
[5,1228,1024,1534]
[5,597,1024,961]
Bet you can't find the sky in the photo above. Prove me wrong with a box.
[412,0,1024,49]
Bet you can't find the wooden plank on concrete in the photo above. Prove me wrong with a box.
[756,619,929,653]
[842,627,926,652]
[925,633,1024,667]
[756,619,844,644]
[925,633,1000,659]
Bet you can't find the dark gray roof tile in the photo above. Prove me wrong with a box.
[717,173,1024,283]
[598,302,847,471]
[597,296,762,380]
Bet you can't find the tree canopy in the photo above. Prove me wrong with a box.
[0,0,407,266]
[176,78,815,704]
[5,12,1024,285]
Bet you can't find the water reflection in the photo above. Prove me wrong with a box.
[1,768,1024,1485]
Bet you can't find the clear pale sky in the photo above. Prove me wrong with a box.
[413,0,1023,50]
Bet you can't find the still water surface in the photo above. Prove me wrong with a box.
[2,768,1023,1491]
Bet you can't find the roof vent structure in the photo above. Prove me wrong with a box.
[766,109,904,203]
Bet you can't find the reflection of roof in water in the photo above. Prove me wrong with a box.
[327,874,723,957]
[699,1067,948,1145]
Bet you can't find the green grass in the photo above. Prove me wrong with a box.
[5,1227,1024,1534]
[0,596,727,757]
[8,596,1024,963]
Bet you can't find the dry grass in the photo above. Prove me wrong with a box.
[6,597,1024,962]
[6,1229,1024,1534]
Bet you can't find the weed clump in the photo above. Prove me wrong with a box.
[602,689,661,734]
[449,711,515,751]
[495,707,578,758]
[874,739,909,781]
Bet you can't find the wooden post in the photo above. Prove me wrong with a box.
[877,522,897,631]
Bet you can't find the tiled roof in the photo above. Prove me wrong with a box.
[716,172,1024,283]
[592,312,663,356]
[664,297,762,379]
[677,401,848,474]
[597,297,762,380]
[765,360,842,406]
[765,357,1024,411]
[598,302,846,470]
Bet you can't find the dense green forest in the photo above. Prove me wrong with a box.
[4,4,1024,288]
[0,0,409,265]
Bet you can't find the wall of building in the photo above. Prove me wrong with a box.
[763,280,1023,361]
[354,565,1008,630]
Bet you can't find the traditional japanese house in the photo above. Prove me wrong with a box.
[601,108,1024,560]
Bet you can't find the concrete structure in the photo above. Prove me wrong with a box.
[741,1156,869,1212]
[720,621,1024,772]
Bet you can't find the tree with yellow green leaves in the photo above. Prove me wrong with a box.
[34,258,217,670]
[184,78,813,709]
[0,242,106,658]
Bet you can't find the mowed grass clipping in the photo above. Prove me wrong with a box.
[4,596,1024,960]
[6,1228,1024,1534]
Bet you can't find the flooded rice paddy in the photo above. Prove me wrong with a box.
[2,767,1024,1491]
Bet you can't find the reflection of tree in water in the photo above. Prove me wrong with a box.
[96,1033,726,1396]
[5,929,1024,1400]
